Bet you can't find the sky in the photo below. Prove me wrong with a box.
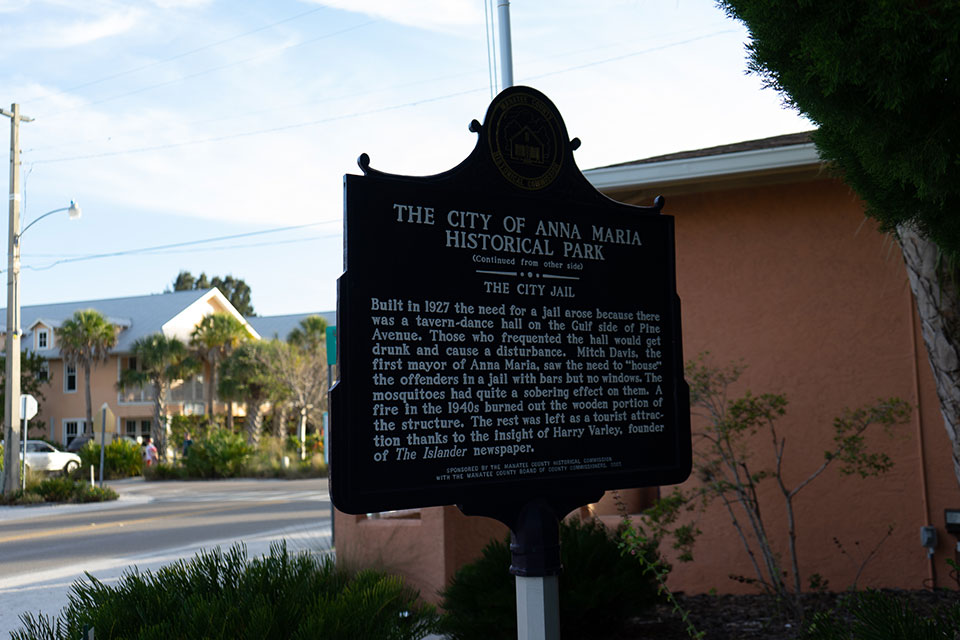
[0,0,810,317]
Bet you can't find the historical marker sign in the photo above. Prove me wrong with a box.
[331,86,690,515]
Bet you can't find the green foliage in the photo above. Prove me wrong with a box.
[616,490,704,640]
[683,354,911,618]
[78,439,143,479]
[287,315,328,354]
[247,436,327,479]
[802,590,960,640]
[55,309,119,429]
[184,428,253,478]
[0,476,118,505]
[174,270,256,316]
[439,518,661,640]
[191,312,251,418]
[718,2,960,256]
[145,462,188,480]
[0,349,51,418]
[12,543,438,640]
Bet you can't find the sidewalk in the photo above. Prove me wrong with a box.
[0,477,152,523]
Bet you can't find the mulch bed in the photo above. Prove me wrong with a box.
[612,590,960,639]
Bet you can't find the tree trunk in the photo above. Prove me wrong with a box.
[245,400,263,446]
[83,361,93,434]
[898,224,960,487]
[205,358,216,421]
[152,382,166,461]
[275,404,289,439]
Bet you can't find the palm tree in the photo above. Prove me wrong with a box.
[287,315,327,354]
[218,341,285,445]
[117,333,199,456]
[55,309,118,435]
[190,312,249,422]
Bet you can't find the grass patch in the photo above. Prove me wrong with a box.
[12,543,439,640]
[0,476,118,506]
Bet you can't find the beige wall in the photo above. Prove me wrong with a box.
[35,356,155,443]
[660,177,956,593]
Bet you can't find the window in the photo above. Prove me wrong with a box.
[65,364,77,392]
[120,357,155,403]
[37,361,49,381]
[125,419,152,442]
[64,419,81,446]
[36,329,49,350]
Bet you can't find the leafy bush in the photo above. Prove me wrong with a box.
[184,428,253,478]
[12,543,439,640]
[0,477,118,505]
[35,476,118,503]
[440,517,661,640]
[144,462,187,480]
[246,436,327,479]
[78,439,143,479]
[803,589,960,640]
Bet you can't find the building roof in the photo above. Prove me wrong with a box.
[585,130,821,194]
[246,311,336,341]
[1,288,260,357]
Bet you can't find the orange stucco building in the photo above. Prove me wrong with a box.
[335,132,960,600]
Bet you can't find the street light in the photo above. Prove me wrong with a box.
[18,201,81,239]
[2,201,81,494]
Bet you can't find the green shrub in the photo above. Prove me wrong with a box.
[145,462,188,480]
[246,437,327,479]
[79,439,143,479]
[184,428,252,478]
[803,589,960,640]
[12,543,439,640]
[33,476,117,503]
[440,517,662,640]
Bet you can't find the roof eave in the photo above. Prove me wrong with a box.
[585,142,822,192]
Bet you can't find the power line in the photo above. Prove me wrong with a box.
[30,86,487,165]
[6,221,337,273]
[23,27,732,156]
[27,29,738,166]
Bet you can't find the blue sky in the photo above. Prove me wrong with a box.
[0,0,809,317]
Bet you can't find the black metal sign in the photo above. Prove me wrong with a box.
[331,86,690,515]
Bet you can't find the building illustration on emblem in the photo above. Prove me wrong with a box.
[509,127,545,165]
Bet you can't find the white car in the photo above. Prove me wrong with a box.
[23,440,81,474]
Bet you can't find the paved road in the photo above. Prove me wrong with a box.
[0,477,331,637]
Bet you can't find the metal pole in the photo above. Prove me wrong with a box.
[21,409,26,492]
[497,0,514,89]
[1,103,30,495]
[516,575,560,640]
[98,405,106,488]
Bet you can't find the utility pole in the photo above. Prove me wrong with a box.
[1,103,32,495]
[497,0,514,89]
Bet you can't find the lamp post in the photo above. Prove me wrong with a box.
[1,200,81,494]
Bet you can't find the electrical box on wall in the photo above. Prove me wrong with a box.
[945,509,960,535]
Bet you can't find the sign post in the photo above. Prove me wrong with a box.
[332,86,691,639]
[19,394,37,491]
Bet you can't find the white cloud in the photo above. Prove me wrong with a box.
[149,0,212,8]
[5,6,142,49]
[302,0,482,32]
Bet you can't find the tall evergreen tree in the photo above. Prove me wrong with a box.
[172,271,255,316]
[718,0,960,487]
[56,310,118,434]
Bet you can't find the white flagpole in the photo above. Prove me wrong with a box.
[497,0,514,89]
